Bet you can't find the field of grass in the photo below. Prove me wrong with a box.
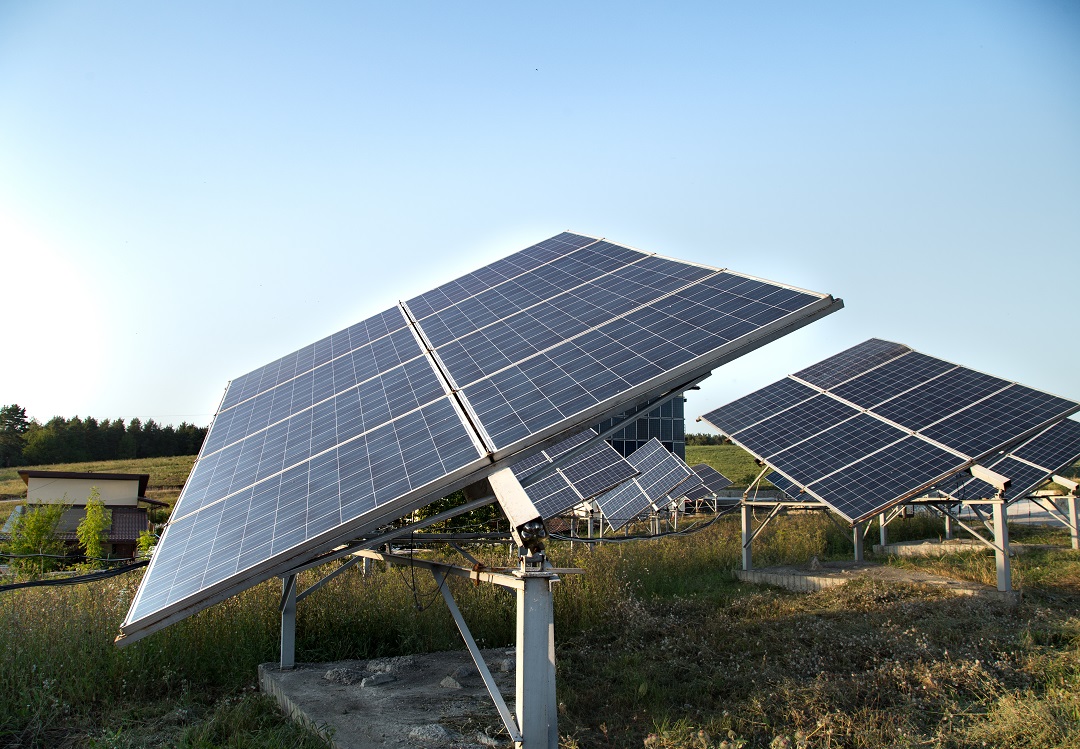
[2,456,1080,748]
[685,444,776,489]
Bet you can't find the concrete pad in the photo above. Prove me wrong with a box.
[259,649,517,749]
[735,560,1017,603]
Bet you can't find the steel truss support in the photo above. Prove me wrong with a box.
[1027,491,1079,550]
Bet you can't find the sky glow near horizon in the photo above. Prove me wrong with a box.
[1,1,1078,433]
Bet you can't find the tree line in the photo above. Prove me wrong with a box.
[685,432,730,446]
[0,404,207,467]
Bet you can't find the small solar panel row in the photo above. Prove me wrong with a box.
[594,439,694,529]
[701,339,1080,523]
[511,429,638,519]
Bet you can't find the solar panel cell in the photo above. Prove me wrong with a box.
[1011,418,1080,470]
[700,378,818,435]
[810,437,966,521]
[793,338,910,389]
[121,231,841,644]
[769,414,907,488]
[733,395,860,459]
[920,386,1079,458]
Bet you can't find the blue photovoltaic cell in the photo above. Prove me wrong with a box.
[405,232,599,321]
[594,439,693,527]
[809,437,967,521]
[122,231,839,643]
[767,414,906,488]
[963,457,1051,502]
[767,471,804,499]
[462,273,824,451]
[793,338,910,390]
[1011,418,1080,471]
[732,395,860,460]
[691,463,733,494]
[873,367,1010,432]
[700,378,818,435]
[127,397,484,624]
[829,352,956,409]
[946,418,1080,502]
[920,386,1079,459]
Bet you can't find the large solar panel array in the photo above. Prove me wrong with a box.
[943,418,1080,502]
[119,231,841,643]
[701,339,1080,523]
[593,439,696,529]
[511,429,638,518]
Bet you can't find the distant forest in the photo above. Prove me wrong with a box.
[0,404,207,467]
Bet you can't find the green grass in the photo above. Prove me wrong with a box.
[685,444,775,489]
[3,455,1080,748]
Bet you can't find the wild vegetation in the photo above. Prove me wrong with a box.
[0,453,1077,748]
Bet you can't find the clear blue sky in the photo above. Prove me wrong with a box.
[2,1,1077,431]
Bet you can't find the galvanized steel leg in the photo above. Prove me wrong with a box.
[992,501,1011,592]
[944,508,954,540]
[853,522,864,562]
[741,504,752,571]
[517,573,558,749]
[878,512,887,547]
[1069,496,1079,550]
[280,573,297,669]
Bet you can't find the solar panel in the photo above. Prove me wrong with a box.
[946,418,1080,501]
[119,232,841,643]
[512,429,638,518]
[594,439,695,529]
[793,338,910,390]
[690,463,733,494]
[701,339,1080,523]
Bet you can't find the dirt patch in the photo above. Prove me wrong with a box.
[260,648,518,749]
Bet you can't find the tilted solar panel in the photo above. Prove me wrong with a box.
[119,232,841,644]
[512,429,638,518]
[594,439,695,528]
[701,339,1080,523]
[690,463,733,494]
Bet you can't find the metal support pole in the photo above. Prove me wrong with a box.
[741,503,752,571]
[853,522,864,562]
[992,500,1011,592]
[878,512,887,547]
[944,507,954,540]
[1069,496,1079,550]
[280,574,297,669]
[363,557,373,576]
[516,567,558,749]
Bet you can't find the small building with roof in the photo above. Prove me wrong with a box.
[1,471,165,560]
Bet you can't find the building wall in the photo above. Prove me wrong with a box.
[596,397,686,460]
[26,477,140,506]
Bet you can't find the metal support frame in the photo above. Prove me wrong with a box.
[991,500,1011,592]
[879,512,887,547]
[280,574,297,669]
[354,549,577,749]
[852,521,864,562]
[927,500,1013,592]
